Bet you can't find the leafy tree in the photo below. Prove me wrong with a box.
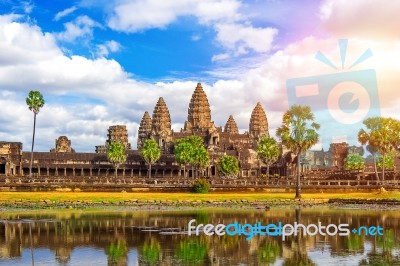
[367,145,379,181]
[174,140,193,177]
[191,145,209,178]
[26,90,45,177]
[377,155,395,171]
[256,136,280,177]
[358,117,400,181]
[140,139,161,178]
[174,136,208,178]
[192,178,209,193]
[344,153,365,170]
[107,142,127,178]
[218,155,240,177]
[276,105,320,199]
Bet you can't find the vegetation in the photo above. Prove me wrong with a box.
[107,240,128,265]
[344,153,365,170]
[258,241,280,264]
[142,239,160,265]
[175,239,207,264]
[107,142,127,178]
[174,136,209,178]
[26,90,45,177]
[276,105,320,199]
[366,145,379,181]
[377,155,395,171]
[140,139,161,178]
[256,136,280,177]
[192,178,210,193]
[218,155,240,177]
[358,117,400,181]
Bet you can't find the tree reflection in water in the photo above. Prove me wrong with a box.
[0,208,399,265]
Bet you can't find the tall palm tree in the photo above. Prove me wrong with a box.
[140,139,161,178]
[107,141,127,178]
[26,90,45,177]
[276,105,319,199]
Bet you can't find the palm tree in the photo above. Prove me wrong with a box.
[358,117,400,181]
[276,105,319,199]
[107,142,127,178]
[140,139,161,178]
[26,90,45,177]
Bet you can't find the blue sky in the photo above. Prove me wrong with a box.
[0,0,399,152]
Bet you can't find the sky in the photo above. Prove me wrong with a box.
[0,0,400,152]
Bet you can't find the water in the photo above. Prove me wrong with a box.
[0,207,399,265]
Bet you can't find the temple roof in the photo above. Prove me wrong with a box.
[138,111,152,133]
[249,102,269,137]
[184,83,213,132]
[151,97,171,134]
[224,115,239,134]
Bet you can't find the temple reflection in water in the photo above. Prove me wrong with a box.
[0,208,399,265]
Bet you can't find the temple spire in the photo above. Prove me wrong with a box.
[184,83,213,132]
[224,115,239,134]
[249,102,269,138]
[137,111,152,149]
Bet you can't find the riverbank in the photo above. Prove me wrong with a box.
[0,190,399,210]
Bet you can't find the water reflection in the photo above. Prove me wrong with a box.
[0,208,399,265]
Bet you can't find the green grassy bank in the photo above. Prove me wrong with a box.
[0,191,399,203]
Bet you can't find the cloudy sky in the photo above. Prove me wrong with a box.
[1,0,399,152]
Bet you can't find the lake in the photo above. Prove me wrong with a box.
[0,207,399,265]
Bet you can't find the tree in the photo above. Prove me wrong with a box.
[276,105,320,199]
[358,117,400,181]
[107,142,127,178]
[174,140,193,177]
[26,90,45,177]
[377,155,395,171]
[256,136,280,177]
[366,145,379,181]
[174,136,208,178]
[218,155,239,177]
[140,139,161,178]
[344,153,365,170]
[191,145,209,178]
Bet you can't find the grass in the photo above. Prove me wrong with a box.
[0,190,399,203]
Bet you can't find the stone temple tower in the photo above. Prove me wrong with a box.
[249,102,269,139]
[151,97,173,151]
[224,115,239,134]
[137,111,152,149]
[184,83,214,133]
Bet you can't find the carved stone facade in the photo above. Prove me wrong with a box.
[137,111,152,149]
[150,97,173,152]
[249,102,269,139]
[224,115,239,134]
[51,136,74,153]
[0,142,22,175]
[96,125,131,153]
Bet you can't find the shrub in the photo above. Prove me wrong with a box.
[192,178,209,193]
[344,153,365,170]
[377,155,394,171]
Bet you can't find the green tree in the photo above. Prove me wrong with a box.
[218,155,240,177]
[377,155,395,171]
[256,136,280,177]
[174,136,208,178]
[140,139,161,178]
[191,145,209,178]
[367,145,379,181]
[107,142,127,178]
[26,90,45,177]
[344,153,365,170]
[358,117,400,181]
[276,105,320,199]
[174,140,193,177]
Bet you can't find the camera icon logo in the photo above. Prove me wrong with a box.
[286,39,380,148]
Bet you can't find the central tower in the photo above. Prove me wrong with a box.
[183,83,214,133]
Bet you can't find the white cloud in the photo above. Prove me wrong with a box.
[106,0,277,58]
[96,40,121,57]
[211,53,229,62]
[320,0,400,39]
[54,6,78,21]
[56,15,101,42]
[191,34,201,41]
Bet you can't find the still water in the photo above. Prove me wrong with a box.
[0,207,399,266]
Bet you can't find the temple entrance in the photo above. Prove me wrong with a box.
[0,157,6,175]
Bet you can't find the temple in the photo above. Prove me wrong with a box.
[0,83,355,179]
